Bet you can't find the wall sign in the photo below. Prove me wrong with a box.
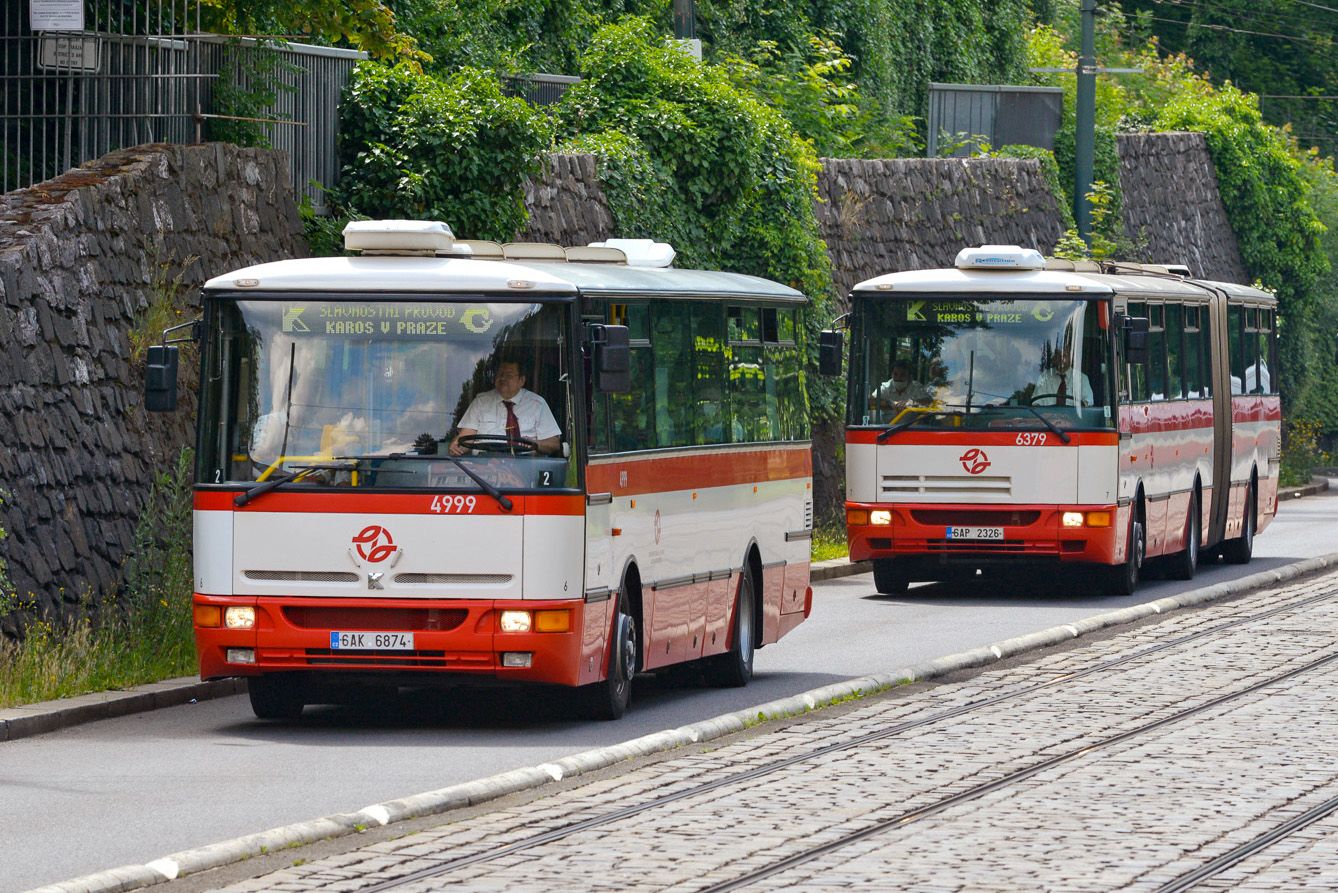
[30,0,85,32]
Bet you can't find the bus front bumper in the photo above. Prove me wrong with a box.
[193,594,595,687]
[847,502,1123,566]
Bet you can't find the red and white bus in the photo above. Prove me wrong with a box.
[834,246,1279,596]
[148,220,814,720]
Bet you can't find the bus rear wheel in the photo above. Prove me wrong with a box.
[704,565,756,688]
[1222,483,1256,565]
[248,674,305,721]
[872,558,910,595]
[1166,491,1200,581]
[1103,515,1144,596]
[575,593,636,720]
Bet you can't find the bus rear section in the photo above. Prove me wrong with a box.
[839,246,1277,596]
[153,220,815,721]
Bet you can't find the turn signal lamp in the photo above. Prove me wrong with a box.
[1085,511,1112,528]
[870,510,893,526]
[224,606,256,629]
[534,610,571,633]
[500,610,532,633]
[847,509,869,526]
[194,605,222,628]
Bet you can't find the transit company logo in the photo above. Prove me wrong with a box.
[352,525,397,563]
[959,448,991,475]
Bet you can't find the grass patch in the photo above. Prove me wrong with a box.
[0,449,195,708]
[811,525,849,563]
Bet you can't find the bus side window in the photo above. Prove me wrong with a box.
[691,304,728,444]
[1165,305,1183,399]
[1183,305,1207,399]
[1259,311,1276,394]
[1147,305,1167,401]
[1125,302,1148,402]
[1228,306,1245,394]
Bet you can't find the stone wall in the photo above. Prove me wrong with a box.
[521,154,615,246]
[816,157,1069,300]
[0,144,306,633]
[1117,132,1248,282]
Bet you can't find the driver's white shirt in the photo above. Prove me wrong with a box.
[457,387,560,441]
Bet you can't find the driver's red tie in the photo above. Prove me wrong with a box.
[503,400,520,446]
[1057,377,1067,403]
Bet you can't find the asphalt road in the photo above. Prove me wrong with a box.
[3,492,1335,892]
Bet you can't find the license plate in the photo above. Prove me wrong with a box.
[330,631,414,650]
[946,526,1004,541]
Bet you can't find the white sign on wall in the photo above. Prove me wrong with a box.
[30,0,86,32]
[38,35,100,72]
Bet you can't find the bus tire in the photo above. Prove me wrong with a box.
[1103,514,1144,596]
[872,558,910,595]
[575,592,636,720]
[704,564,757,688]
[248,674,305,721]
[1222,483,1256,565]
[1167,490,1200,581]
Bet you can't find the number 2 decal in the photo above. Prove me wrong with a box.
[430,495,478,513]
[1016,432,1048,446]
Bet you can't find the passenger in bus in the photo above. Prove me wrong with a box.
[1032,346,1093,407]
[871,360,933,412]
[448,360,562,456]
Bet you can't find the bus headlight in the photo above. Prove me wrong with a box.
[870,510,892,526]
[1062,512,1085,528]
[500,610,532,633]
[224,606,256,629]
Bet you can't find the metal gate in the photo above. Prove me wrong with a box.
[2,1,361,209]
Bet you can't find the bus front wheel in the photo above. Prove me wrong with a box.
[575,593,636,720]
[1103,515,1144,596]
[872,558,910,595]
[248,674,305,721]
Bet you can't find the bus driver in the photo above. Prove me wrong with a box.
[448,360,562,456]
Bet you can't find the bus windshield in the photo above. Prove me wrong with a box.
[197,298,574,491]
[851,296,1116,430]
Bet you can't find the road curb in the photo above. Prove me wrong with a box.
[0,678,246,743]
[27,550,1338,893]
[810,556,870,581]
[1277,475,1330,501]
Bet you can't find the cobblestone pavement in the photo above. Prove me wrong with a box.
[212,572,1338,893]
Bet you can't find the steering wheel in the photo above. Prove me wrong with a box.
[456,434,539,455]
[1027,392,1073,406]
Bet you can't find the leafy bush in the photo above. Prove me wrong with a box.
[332,63,553,241]
[555,18,841,422]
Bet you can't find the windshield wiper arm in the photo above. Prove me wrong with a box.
[875,409,939,442]
[336,453,513,512]
[975,404,1072,443]
[233,463,353,507]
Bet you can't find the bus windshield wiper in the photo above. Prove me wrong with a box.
[336,453,514,512]
[233,463,353,507]
[976,404,1072,443]
[875,409,939,442]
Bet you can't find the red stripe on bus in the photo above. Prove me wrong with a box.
[845,430,1119,447]
[193,491,585,515]
[587,446,812,496]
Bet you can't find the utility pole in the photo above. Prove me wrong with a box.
[673,0,696,39]
[1075,0,1097,247]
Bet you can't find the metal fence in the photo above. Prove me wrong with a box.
[502,73,580,107]
[927,83,1064,157]
[2,1,362,210]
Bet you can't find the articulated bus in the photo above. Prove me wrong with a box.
[148,220,814,720]
[836,245,1279,596]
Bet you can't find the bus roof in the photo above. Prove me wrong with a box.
[202,255,805,302]
[852,266,1276,304]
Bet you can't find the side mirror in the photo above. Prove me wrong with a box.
[589,324,630,393]
[818,330,843,376]
[145,344,180,412]
[1122,316,1150,366]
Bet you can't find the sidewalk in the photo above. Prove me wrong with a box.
[28,551,1338,893]
[184,561,1338,893]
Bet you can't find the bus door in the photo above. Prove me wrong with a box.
[1205,287,1234,546]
